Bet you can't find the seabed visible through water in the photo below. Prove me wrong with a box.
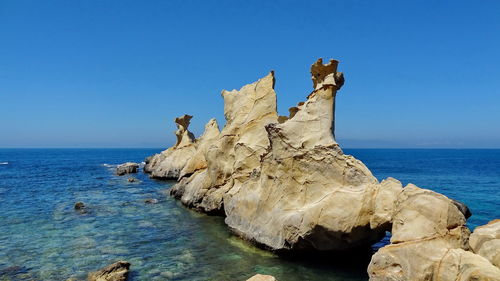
[0,148,499,280]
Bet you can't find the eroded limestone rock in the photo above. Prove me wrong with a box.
[116,163,138,176]
[469,219,500,268]
[369,235,500,281]
[179,118,220,178]
[144,58,500,279]
[390,184,467,244]
[87,261,130,281]
[366,184,500,281]
[145,115,197,179]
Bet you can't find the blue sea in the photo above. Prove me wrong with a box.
[0,149,498,281]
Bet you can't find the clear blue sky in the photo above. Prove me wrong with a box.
[1,0,499,148]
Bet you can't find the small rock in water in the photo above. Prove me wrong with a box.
[127,177,136,182]
[74,202,88,214]
[144,198,158,204]
[74,202,85,210]
[88,261,130,281]
[116,163,139,176]
[247,274,277,281]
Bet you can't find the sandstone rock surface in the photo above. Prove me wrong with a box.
[246,274,277,281]
[368,184,500,280]
[116,163,138,176]
[144,58,500,280]
[170,72,278,214]
[87,261,130,281]
[144,115,197,179]
[469,219,500,268]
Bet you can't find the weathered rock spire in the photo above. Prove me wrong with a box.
[311,58,344,90]
[310,58,345,140]
[174,114,195,148]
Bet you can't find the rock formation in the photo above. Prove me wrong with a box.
[87,261,130,281]
[367,184,500,280]
[116,163,138,176]
[246,274,277,281]
[469,219,500,268]
[145,59,500,280]
[170,72,277,214]
[144,115,213,180]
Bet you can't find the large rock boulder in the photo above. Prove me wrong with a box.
[87,261,130,281]
[369,238,500,281]
[116,163,138,176]
[469,219,500,268]
[222,59,398,251]
[389,184,468,244]
[368,185,500,280]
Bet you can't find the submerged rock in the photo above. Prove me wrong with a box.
[87,261,130,281]
[74,202,85,210]
[116,163,138,176]
[74,201,88,214]
[246,274,277,281]
[144,198,158,204]
[127,177,136,183]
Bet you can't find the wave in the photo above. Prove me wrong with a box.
[0,162,8,165]
[102,163,116,168]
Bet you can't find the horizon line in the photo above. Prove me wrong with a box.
[1,147,500,150]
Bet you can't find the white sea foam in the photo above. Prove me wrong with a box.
[102,163,116,168]
[0,162,8,165]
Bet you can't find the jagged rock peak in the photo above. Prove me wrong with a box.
[271,59,344,149]
[174,114,195,148]
[221,71,276,126]
[311,58,345,91]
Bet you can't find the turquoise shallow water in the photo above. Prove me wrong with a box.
[0,149,498,280]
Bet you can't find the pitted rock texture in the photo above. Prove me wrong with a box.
[246,274,277,281]
[170,71,278,214]
[144,58,500,280]
[144,114,197,179]
[368,185,500,280]
[87,261,130,281]
[469,219,500,268]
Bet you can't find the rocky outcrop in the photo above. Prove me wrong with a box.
[246,274,277,281]
[116,163,138,176]
[170,72,278,214]
[145,58,500,279]
[469,219,500,268]
[144,115,198,179]
[88,261,130,281]
[367,183,500,280]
